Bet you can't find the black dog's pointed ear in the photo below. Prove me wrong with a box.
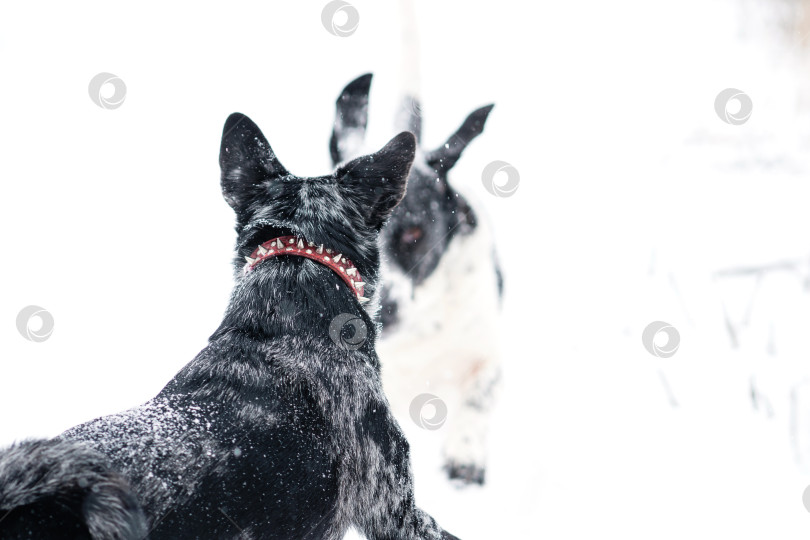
[337,131,416,229]
[330,73,372,166]
[220,113,288,211]
[425,104,494,173]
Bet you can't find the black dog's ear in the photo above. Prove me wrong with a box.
[425,104,494,173]
[337,131,416,229]
[330,73,372,166]
[220,113,288,211]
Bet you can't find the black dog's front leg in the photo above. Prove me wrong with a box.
[352,404,460,540]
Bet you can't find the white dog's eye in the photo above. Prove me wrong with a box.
[401,227,423,245]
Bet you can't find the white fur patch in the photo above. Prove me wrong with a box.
[378,198,502,473]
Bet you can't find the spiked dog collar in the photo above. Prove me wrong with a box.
[243,236,368,304]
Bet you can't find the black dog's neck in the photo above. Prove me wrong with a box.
[163,255,379,401]
[217,255,376,345]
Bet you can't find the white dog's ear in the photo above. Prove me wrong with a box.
[336,131,416,230]
[330,73,372,166]
[219,113,288,211]
[395,95,422,143]
[425,104,494,172]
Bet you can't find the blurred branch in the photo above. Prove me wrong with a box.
[658,369,678,408]
[713,258,807,278]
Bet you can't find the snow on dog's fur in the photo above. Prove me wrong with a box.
[331,74,503,485]
[0,113,460,539]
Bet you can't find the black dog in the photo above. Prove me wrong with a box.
[331,75,503,485]
[0,114,459,540]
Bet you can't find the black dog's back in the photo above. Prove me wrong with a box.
[60,377,340,538]
[1,395,339,540]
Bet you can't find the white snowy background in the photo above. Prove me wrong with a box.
[2,0,810,538]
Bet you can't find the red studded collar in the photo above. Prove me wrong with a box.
[243,236,368,304]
